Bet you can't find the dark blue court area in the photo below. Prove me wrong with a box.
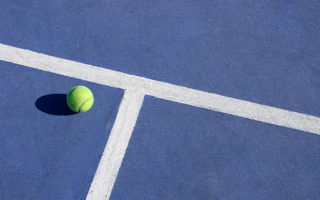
[1,0,320,116]
[1,0,320,199]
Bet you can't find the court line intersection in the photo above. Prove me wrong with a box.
[0,43,319,199]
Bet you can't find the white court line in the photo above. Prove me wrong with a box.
[1,43,320,200]
[0,43,320,135]
[86,90,144,200]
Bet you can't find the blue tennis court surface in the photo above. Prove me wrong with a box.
[111,97,320,199]
[0,61,123,199]
[1,1,320,199]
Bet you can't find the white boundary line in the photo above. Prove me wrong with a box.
[0,43,320,135]
[86,89,145,200]
[1,43,320,199]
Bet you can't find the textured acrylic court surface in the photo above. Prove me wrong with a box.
[0,0,320,116]
[111,97,320,200]
[1,1,320,200]
[0,61,123,199]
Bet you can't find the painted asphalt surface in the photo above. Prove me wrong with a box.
[1,1,320,199]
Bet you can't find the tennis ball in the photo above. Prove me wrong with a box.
[66,85,94,113]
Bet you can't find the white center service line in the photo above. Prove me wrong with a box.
[86,89,145,200]
[0,43,319,135]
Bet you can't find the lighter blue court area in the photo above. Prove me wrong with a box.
[0,61,123,199]
[1,0,320,199]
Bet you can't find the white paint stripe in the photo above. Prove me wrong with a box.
[0,43,320,135]
[86,89,145,200]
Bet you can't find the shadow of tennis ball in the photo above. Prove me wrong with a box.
[35,94,76,116]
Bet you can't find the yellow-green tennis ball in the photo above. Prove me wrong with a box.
[66,85,94,113]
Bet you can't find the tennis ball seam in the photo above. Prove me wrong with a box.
[78,96,93,112]
[67,87,77,97]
